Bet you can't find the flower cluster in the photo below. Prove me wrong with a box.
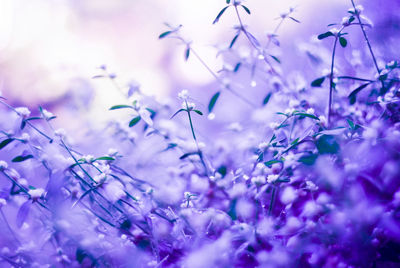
[0,1,399,267]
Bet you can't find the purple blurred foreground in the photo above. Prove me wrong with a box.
[0,0,400,267]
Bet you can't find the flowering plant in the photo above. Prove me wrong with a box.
[0,0,399,267]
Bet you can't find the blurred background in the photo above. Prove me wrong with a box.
[0,0,398,122]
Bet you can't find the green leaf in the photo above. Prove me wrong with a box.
[270,55,281,63]
[226,0,230,3]
[339,37,347,48]
[316,135,339,154]
[347,119,355,129]
[264,159,282,167]
[348,83,371,105]
[12,155,33,162]
[171,109,186,119]
[208,92,220,113]
[0,138,14,150]
[294,113,319,120]
[229,33,240,49]
[193,110,203,116]
[298,154,318,165]
[213,6,229,24]
[311,77,326,87]
[95,156,115,161]
[185,47,190,61]
[233,62,241,72]
[179,152,198,160]
[158,31,172,39]
[26,117,42,121]
[263,92,272,106]
[317,31,334,40]
[129,116,141,127]
[241,5,251,14]
[109,105,132,110]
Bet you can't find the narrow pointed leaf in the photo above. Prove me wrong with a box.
[241,5,251,14]
[318,31,334,40]
[0,138,14,150]
[263,92,272,106]
[109,105,132,110]
[229,33,240,49]
[213,6,229,24]
[311,77,326,87]
[129,116,141,127]
[171,109,186,119]
[208,92,220,113]
[12,155,33,162]
[348,83,371,105]
[193,110,203,116]
[185,47,190,61]
[159,31,172,39]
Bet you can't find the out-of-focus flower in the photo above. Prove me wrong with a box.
[29,188,45,200]
[15,107,31,118]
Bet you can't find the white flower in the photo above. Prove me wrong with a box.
[138,107,153,126]
[107,148,118,157]
[207,113,216,120]
[54,128,66,138]
[250,80,257,87]
[305,181,318,191]
[0,161,8,170]
[269,122,280,130]
[284,108,295,115]
[251,175,266,185]
[306,108,315,115]
[258,142,269,151]
[178,89,189,100]
[267,174,279,183]
[182,101,196,110]
[228,122,243,132]
[15,107,31,118]
[29,188,45,200]
[94,173,107,183]
[42,109,54,120]
[0,198,6,207]
[20,133,30,142]
[329,28,340,36]
[82,155,95,163]
[318,115,327,125]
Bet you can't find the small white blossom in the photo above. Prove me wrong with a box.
[178,89,189,100]
[20,133,30,142]
[250,81,257,87]
[182,101,196,110]
[207,113,216,120]
[42,109,54,120]
[305,181,318,191]
[94,173,107,183]
[267,174,279,183]
[54,128,66,138]
[82,155,95,163]
[251,176,266,185]
[15,107,31,118]
[228,122,243,132]
[29,188,45,200]
[329,28,340,36]
[0,198,7,207]
[269,122,280,130]
[258,142,269,151]
[306,108,315,115]
[0,160,8,170]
